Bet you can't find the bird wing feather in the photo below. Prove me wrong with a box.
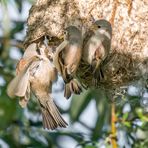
[7,56,39,98]
[53,40,68,74]
[7,65,30,98]
[83,30,94,48]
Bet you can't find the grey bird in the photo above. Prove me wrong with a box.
[82,19,112,86]
[54,26,83,99]
[7,42,67,130]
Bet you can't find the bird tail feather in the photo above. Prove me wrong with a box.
[40,96,67,130]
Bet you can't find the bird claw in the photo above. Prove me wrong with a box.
[92,66,104,86]
[92,78,99,87]
[70,79,82,94]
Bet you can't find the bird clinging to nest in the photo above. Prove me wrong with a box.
[78,19,112,88]
[54,25,83,99]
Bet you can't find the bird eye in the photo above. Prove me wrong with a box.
[64,31,67,35]
[97,25,101,28]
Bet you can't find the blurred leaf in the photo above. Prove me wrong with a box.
[136,108,148,122]
[1,0,8,6]
[70,89,93,122]
[76,141,98,148]
[141,122,148,130]
[44,131,85,147]
[92,89,110,140]
[0,86,17,129]
[14,0,23,13]
[84,146,97,148]
[123,112,129,121]
[10,21,25,38]
[123,121,131,127]
[128,96,140,107]
[28,0,35,4]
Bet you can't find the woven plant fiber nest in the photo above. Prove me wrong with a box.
[24,0,148,90]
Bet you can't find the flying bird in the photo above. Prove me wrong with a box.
[7,42,67,130]
[53,26,83,99]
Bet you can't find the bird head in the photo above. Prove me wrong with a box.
[64,26,81,41]
[91,19,112,38]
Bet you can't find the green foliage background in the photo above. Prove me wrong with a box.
[0,0,147,147]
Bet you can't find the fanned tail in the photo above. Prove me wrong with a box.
[39,96,67,130]
[64,79,82,99]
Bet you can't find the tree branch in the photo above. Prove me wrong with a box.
[111,102,118,148]
[0,37,24,49]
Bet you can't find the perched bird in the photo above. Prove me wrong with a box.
[7,42,67,130]
[82,19,112,86]
[53,26,83,99]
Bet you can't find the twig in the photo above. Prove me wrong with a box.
[126,0,132,15]
[79,120,93,130]
[0,37,24,49]
[110,0,119,27]
[111,101,118,148]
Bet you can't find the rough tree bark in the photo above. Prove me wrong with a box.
[24,0,148,91]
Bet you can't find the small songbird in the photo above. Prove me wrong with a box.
[7,42,67,130]
[8,43,39,107]
[53,26,83,99]
[82,19,112,86]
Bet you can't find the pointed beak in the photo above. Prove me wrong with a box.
[59,35,64,40]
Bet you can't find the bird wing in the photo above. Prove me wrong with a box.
[83,30,94,48]
[19,82,31,108]
[7,65,30,98]
[53,40,68,74]
[7,56,39,98]
[23,43,38,59]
